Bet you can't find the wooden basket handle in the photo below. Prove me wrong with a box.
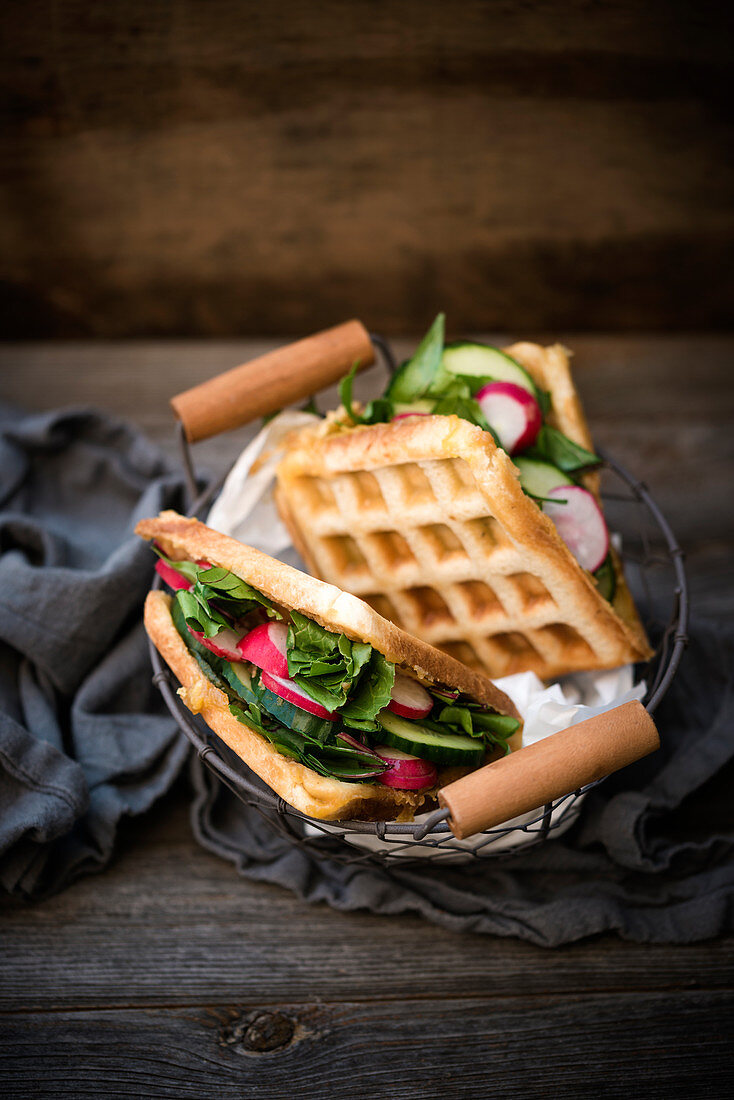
[170,320,375,442]
[438,699,660,839]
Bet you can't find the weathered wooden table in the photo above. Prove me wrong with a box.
[1,336,732,1097]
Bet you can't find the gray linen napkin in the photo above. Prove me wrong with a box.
[0,405,187,897]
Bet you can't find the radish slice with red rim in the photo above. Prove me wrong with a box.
[337,731,372,752]
[392,411,431,421]
[154,557,212,591]
[155,558,193,591]
[374,745,437,790]
[237,621,289,678]
[260,670,338,721]
[388,673,433,719]
[543,485,610,573]
[189,626,246,662]
[475,381,542,454]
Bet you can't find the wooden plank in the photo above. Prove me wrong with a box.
[1,794,732,1011]
[1,4,733,335]
[1,992,732,1098]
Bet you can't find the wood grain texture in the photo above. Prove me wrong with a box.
[1,794,733,1013]
[1,993,733,1099]
[1,2,733,336]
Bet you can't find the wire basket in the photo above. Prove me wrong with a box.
[149,332,688,867]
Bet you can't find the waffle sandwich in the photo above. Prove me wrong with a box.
[139,511,522,821]
[274,332,651,681]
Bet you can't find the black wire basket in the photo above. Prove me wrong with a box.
[149,331,688,867]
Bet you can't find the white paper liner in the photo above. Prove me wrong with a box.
[205,412,646,858]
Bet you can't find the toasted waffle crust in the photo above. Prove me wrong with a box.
[275,344,651,680]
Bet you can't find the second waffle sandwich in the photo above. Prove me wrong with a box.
[275,317,651,681]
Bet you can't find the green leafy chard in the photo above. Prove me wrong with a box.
[339,649,395,727]
[524,425,601,474]
[386,312,446,403]
[172,562,278,638]
[286,611,395,722]
[339,362,394,426]
[423,694,520,756]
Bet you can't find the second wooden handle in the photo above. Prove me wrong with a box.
[438,700,660,839]
[171,319,375,442]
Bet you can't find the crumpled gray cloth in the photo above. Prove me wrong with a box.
[0,404,187,897]
[191,617,734,945]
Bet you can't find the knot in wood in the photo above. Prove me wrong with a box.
[221,1010,295,1054]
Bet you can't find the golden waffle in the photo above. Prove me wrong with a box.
[275,344,651,680]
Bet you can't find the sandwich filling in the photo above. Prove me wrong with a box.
[154,549,520,791]
[338,314,615,602]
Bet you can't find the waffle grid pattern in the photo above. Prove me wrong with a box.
[285,456,606,678]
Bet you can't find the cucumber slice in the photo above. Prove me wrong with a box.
[593,553,617,603]
[442,342,538,397]
[377,709,485,767]
[255,680,333,741]
[221,661,260,707]
[514,457,573,499]
[392,399,435,415]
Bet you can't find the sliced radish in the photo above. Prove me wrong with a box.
[393,411,431,421]
[260,670,338,721]
[237,621,289,678]
[155,558,193,591]
[337,731,371,752]
[374,745,437,790]
[154,557,212,591]
[388,673,433,719]
[189,626,245,661]
[475,381,542,454]
[543,485,610,572]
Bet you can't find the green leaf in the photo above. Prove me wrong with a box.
[286,611,396,722]
[339,363,394,426]
[527,425,601,474]
[436,705,475,736]
[432,701,520,746]
[340,650,395,723]
[339,361,363,423]
[176,588,231,638]
[171,559,280,638]
[593,552,616,602]
[386,313,446,402]
[319,742,388,770]
[288,611,338,658]
[171,593,224,662]
[536,388,552,418]
[361,397,394,424]
[471,712,520,737]
[430,394,499,443]
[196,565,275,612]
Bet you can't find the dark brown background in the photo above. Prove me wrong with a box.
[1,0,733,338]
